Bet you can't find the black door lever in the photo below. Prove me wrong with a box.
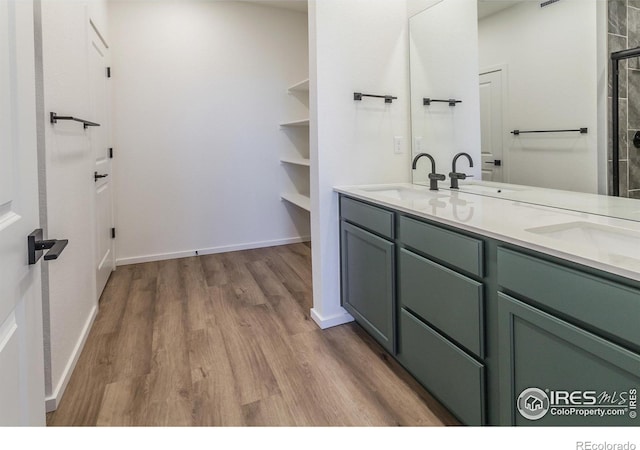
[94,171,108,182]
[28,229,69,265]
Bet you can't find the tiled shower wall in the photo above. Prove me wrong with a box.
[609,0,640,198]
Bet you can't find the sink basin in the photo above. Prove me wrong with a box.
[360,186,434,201]
[526,221,640,261]
[457,184,520,195]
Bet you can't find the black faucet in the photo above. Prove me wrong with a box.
[449,152,474,189]
[412,153,446,191]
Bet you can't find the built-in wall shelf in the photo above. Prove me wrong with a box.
[280,157,311,167]
[280,119,310,127]
[288,79,309,92]
[280,76,311,222]
[281,192,311,212]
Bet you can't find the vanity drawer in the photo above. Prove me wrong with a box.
[399,248,484,358]
[399,309,485,426]
[399,216,483,277]
[340,196,394,239]
[497,247,640,349]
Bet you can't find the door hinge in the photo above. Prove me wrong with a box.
[111,228,116,239]
[109,147,113,159]
[106,67,111,78]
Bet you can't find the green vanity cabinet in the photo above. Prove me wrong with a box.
[396,214,487,425]
[498,293,640,426]
[340,198,395,353]
[337,193,640,427]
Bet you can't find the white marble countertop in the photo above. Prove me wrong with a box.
[432,180,640,222]
[334,182,640,283]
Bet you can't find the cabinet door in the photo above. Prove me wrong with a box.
[341,221,395,353]
[498,293,640,426]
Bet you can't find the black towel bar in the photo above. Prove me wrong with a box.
[354,92,397,104]
[511,128,588,135]
[424,98,462,106]
[50,112,100,129]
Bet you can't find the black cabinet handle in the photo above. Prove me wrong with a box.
[28,229,68,265]
[94,172,108,182]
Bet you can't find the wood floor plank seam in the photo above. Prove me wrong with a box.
[47,243,457,426]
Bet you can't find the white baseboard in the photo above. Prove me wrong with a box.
[310,307,354,329]
[115,235,312,266]
[45,303,98,412]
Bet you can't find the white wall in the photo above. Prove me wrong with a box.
[478,0,599,192]
[38,0,107,410]
[406,0,443,19]
[409,0,482,184]
[309,0,411,328]
[109,1,309,265]
[596,0,608,195]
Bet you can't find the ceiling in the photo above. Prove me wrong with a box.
[242,0,308,13]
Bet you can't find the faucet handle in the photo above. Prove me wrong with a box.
[448,172,475,189]
[449,172,474,180]
[427,172,446,191]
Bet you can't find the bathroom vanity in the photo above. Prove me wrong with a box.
[336,183,640,426]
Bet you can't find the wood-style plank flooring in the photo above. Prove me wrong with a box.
[46,243,458,426]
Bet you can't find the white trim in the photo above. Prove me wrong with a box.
[116,236,312,266]
[45,303,98,412]
[310,307,354,329]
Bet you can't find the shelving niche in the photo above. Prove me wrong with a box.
[280,78,310,213]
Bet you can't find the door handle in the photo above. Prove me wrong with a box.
[484,160,502,167]
[94,171,108,182]
[28,229,68,265]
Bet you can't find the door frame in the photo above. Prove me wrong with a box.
[479,64,509,183]
[88,20,115,299]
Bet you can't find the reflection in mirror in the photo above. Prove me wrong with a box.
[408,0,640,221]
[411,0,604,192]
[409,0,482,187]
[477,0,600,193]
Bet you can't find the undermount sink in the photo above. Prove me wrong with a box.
[456,184,520,195]
[360,186,436,201]
[526,221,640,261]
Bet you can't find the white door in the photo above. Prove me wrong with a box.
[89,25,114,299]
[479,70,504,182]
[0,0,46,425]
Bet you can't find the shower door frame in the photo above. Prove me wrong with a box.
[611,46,640,197]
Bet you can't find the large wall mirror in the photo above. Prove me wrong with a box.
[408,0,635,218]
